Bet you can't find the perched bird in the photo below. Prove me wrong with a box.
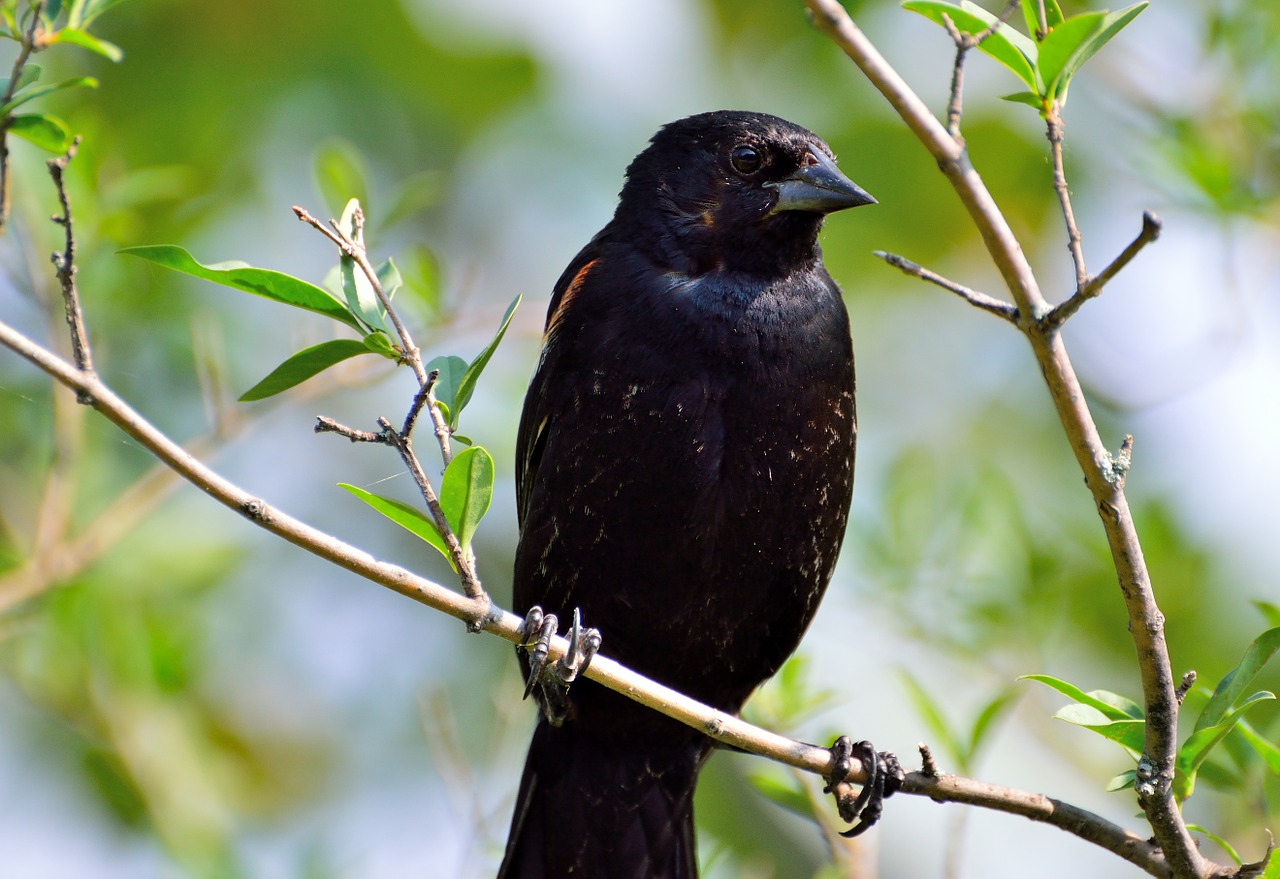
[501,110,875,879]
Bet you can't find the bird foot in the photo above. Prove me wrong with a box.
[823,736,903,838]
[518,606,601,725]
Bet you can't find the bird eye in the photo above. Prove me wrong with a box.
[729,145,762,175]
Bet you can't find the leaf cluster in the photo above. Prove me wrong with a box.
[903,0,1147,116]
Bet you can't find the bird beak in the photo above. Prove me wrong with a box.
[766,147,876,215]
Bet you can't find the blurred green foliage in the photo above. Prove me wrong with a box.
[1,0,1278,877]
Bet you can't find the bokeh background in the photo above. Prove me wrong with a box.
[1,0,1277,877]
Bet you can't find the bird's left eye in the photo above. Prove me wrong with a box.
[729,145,762,175]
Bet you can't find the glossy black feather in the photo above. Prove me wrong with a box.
[500,110,864,879]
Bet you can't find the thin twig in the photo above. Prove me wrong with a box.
[47,138,94,386]
[803,2,1206,875]
[1047,114,1088,293]
[402,369,438,438]
[376,415,482,601]
[941,1,1020,138]
[314,415,385,443]
[875,250,1018,323]
[1045,211,1162,327]
[0,1,46,234]
[292,204,430,389]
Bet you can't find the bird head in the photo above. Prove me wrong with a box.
[614,110,874,277]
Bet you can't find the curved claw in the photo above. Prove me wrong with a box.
[519,606,559,700]
[553,608,601,684]
[824,736,902,838]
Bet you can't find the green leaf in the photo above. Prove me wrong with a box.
[66,0,86,26]
[1053,703,1145,754]
[1,75,97,115]
[1236,718,1280,775]
[968,688,1018,760]
[339,252,389,333]
[1036,11,1105,102]
[1000,91,1045,110]
[901,670,965,768]
[7,113,71,152]
[376,256,402,300]
[1255,601,1280,628]
[338,484,452,568]
[0,63,42,95]
[439,446,494,556]
[1197,627,1280,732]
[49,27,123,61]
[361,331,399,358]
[238,339,373,402]
[78,0,132,27]
[1106,769,1136,792]
[401,242,443,316]
[1174,691,1276,802]
[1021,0,1063,39]
[748,771,812,818]
[902,0,1038,90]
[313,138,370,219]
[119,245,362,331]
[1068,2,1148,83]
[425,354,468,415]
[1186,825,1242,866]
[381,169,443,230]
[1021,674,1144,720]
[43,0,63,22]
[451,293,522,428]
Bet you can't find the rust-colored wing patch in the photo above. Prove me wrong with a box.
[545,258,600,340]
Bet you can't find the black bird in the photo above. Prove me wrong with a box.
[501,110,875,879]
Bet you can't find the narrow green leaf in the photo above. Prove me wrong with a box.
[1021,0,1063,39]
[376,256,402,300]
[339,252,388,333]
[968,688,1018,760]
[1106,769,1136,792]
[1175,691,1276,802]
[1000,91,1045,110]
[1066,2,1148,84]
[903,0,1038,90]
[451,293,522,428]
[43,0,63,23]
[900,670,965,768]
[7,113,71,152]
[439,446,494,556]
[1236,718,1280,775]
[338,484,452,568]
[748,771,812,818]
[425,354,468,414]
[79,0,132,26]
[1036,11,1105,102]
[49,27,123,61]
[362,331,399,359]
[1053,704,1146,754]
[1,75,97,115]
[313,139,369,219]
[1186,825,1242,866]
[1021,674,1143,720]
[119,245,362,331]
[1255,601,1280,628]
[452,434,472,447]
[4,63,42,94]
[238,339,372,402]
[1197,627,1280,732]
[66,0,86,26]
[402,243,442,316]
[381,169,443,230]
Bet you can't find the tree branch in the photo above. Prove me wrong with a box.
[1046,211,1162,327]
[803,1,1212,875]
[0,0,45,235]
[875,250,1018,323]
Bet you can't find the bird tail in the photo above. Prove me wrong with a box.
[497,717,702,879]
